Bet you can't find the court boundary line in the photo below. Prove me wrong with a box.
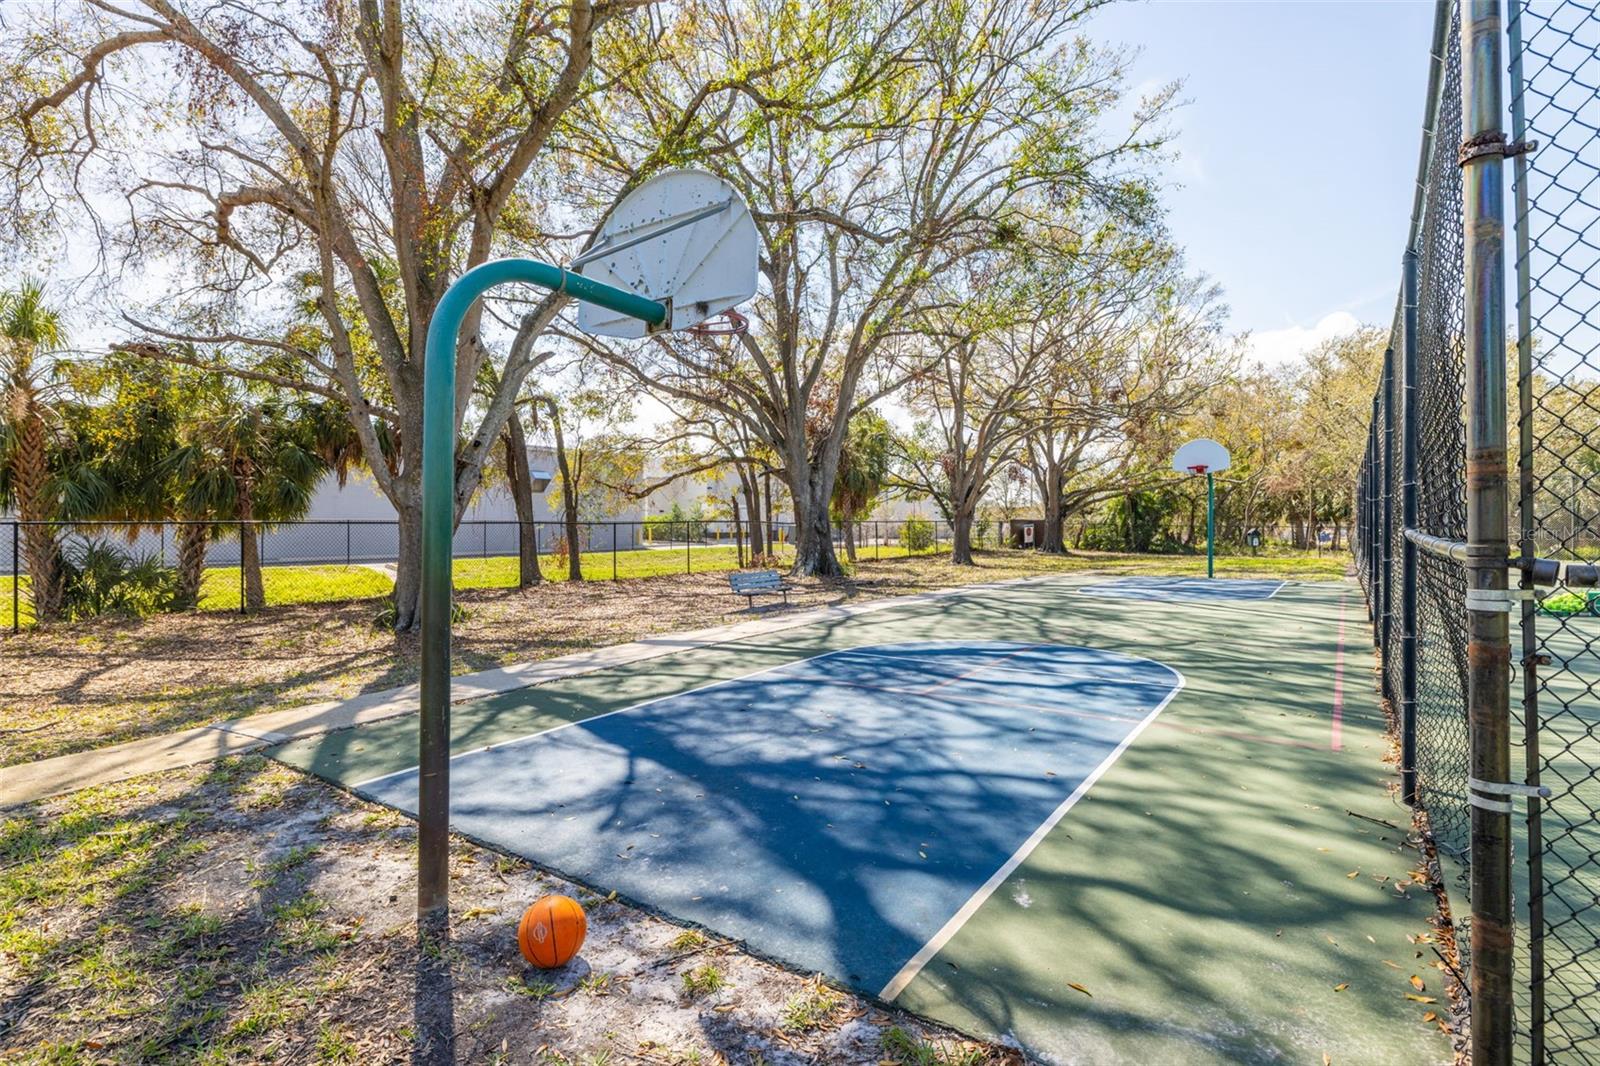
[351,638,1187,1005]
[350,640,1111,793]
[1074,576,1288,603]
[876,660,1186,1002]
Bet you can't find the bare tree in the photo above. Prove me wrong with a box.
[5,0,665,627]
[585,0,1174,576]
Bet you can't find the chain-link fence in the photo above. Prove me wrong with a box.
[0,516,982,632]
[1511,0,1600,1060]
[1357,1,1600,1060]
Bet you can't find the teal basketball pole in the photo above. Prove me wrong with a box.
[418,259,666,922]
[1206,471,1215,579]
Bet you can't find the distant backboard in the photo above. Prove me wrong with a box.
[1172,438,1231,475]
[575,170,759,339]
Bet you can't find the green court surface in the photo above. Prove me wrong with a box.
[269,577,1449,1064]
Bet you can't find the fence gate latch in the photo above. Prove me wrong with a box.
[1467,776,1553,813]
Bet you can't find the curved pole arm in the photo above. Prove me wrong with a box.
[417,258,666,922]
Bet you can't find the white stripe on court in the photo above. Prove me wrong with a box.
[876,659,1187,1003]
[1075,578,1287,603]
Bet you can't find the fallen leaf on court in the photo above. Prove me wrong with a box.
[1382,960,1401,969]
[1410,975,1426,992]
[1347,870,1360,878]
[1366,935,1376,944]
[1423,1012,1438,1023]
[1067,982,1092,996]
[1323,1054,1332,1066]
[1404,994,1437,1003]
[1333,983,1349,992]
[460,906,498,921]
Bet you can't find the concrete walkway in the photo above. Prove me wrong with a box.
[0,575,1060,809]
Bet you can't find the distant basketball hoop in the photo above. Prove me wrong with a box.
[1172,438,1231,579]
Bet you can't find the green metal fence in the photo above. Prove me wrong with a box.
[1356,2,1600,1061]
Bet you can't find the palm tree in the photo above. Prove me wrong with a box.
[0,281,70,622]
[165,387,344,611]
[832,410,892,562]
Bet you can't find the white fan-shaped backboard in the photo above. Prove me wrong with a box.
[1172,438,1231,474]
[575,170,759,339]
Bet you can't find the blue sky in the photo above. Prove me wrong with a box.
[1089,0,1438,365]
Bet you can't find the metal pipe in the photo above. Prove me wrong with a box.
[419,258,667,923]
[1205,472,1215,578]
[1460,3,1515,1061]
[1370,399,1382,644]
[1381,349,1396,693]
[1507,3,1545,1052]
[1401,249,1420,806]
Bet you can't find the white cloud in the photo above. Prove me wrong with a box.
[1244,310,1362,369]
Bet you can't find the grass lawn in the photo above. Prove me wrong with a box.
[0,758,1005,1064]
[0,575,31,631]
[196,564,396,612]
[454,543,802,587]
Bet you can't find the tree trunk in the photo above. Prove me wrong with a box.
[1040,472,1066,554]
[236,470,266,612]
[13,409,63,622]
[763,471,776,554]
[732,494,745,568]
[392,502,423,629]
[543,402,583,582]
[175,522,209,609]
[951,508,976,565]
[842,502,857,562]
[790,474,844,577]
[741,468,764,560]
[504,411,542,588]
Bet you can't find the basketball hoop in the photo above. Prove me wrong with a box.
[686,309,749,336]
[1172,438,1232,582]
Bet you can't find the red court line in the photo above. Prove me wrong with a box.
[1331,596,1347,751]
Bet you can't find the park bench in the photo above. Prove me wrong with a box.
[729,568,793,608]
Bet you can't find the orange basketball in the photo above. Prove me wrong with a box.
[517,894,587,968]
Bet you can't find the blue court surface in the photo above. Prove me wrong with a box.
[355,640,1181,994]
[1077,575,1286,603]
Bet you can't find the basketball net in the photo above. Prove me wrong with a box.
[686,309,749,337]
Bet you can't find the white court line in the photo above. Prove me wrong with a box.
[1075,577,1288,603]
[349,640,1043,792]
[876,657,1187,1003]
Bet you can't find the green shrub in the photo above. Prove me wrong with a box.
[901,515,935,552]
[59,538,182,620]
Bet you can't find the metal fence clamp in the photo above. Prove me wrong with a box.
[1466,775,1552,814]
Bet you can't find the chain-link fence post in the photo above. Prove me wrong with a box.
[1460,3,1515,1060]
[1401,247,1421,808]
[1380,350,1395,684]
[10,522,18,634]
